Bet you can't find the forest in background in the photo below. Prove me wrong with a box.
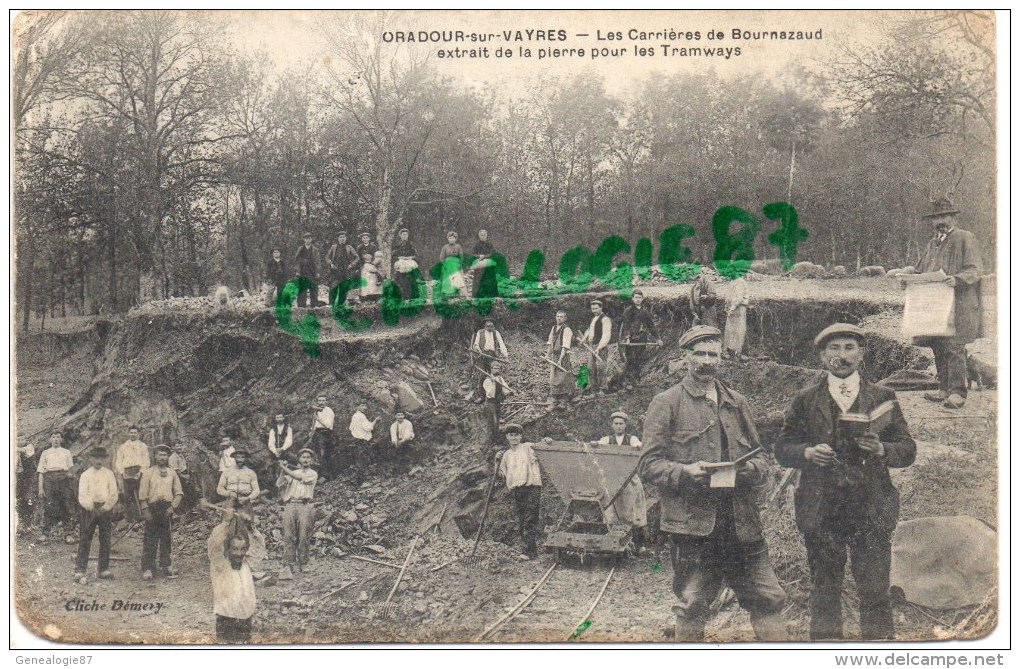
[12,10,996,323]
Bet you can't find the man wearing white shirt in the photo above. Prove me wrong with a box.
[594,411,649,553]
[348,401,378,478]
[208,510,256,643]
[276,449,318,580]
[471,318,509,372]
[311,396,337,475]
[37,432,75,538]
[579,298,613,396]
[389,411,415,446]
[267,413,294,460]
[546,309,574,409]
[495,424,543,559]
[74,447,119,582]
[114,426,150,521]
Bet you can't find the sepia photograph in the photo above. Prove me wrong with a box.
[10,9,1002,648]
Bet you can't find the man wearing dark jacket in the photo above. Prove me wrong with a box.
[905,198,984,409]
[639,325,786,642]
[267,248,288,307]
[618,289,662,391]
[775,323,916,640]
[294,232,322,307]
[325,231,360,290]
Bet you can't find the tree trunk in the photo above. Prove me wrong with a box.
[787,141,797,203]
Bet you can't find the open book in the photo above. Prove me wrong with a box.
[837,399,897,437]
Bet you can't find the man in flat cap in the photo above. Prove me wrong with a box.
[325,230,360,296]
[74,447,118,583]
[902,197,984,409]
[545,309,575,409]
[495,424,543,559]
[471,317,509,373]
[618,289,662,391]
[276,448,318,580]
[579,298,613,396]
[639,325,786,641]
[593,411,649,554]
[294,232,322,307]
[138,444,184,581]
[775,323,916,640]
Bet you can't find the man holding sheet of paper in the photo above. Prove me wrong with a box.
[901,197,984,409]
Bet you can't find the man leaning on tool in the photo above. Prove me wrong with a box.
[639,325,786,642]
[775,323,915,640]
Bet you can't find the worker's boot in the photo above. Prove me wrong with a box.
[751,612,788,642]
[673,614,706,642]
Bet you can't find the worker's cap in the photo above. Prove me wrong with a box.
[503,423,523,435]
[610,411,630,422]
[302,231,313,239]
[446,230,458,237]
[231,447,250,457]
[398,228,409,235]
[678,325,722,349]
[922,196,960,219]
[395,410,406,416]
[271,246,281,253]
[89,446,109,458]
[336,230,348,238]
[814,323,866,348]
[632,289,644,297]
[358,231,371,239]
[297,448,316,458]
[153,444,173,455]
[589,298,603,307]
[483,317,495,325]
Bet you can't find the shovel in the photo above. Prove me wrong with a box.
[462,459,500,568]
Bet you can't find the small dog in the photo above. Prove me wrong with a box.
[966,353,996,390]
[213,285,233,310]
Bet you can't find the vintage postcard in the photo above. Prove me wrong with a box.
[11,9,1000,647]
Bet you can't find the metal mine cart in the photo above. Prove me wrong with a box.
[532,440,642,565]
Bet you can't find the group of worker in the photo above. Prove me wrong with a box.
[495,321,916,642]
[268,227,499,308]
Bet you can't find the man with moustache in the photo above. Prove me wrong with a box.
[208,508,257,643]
[639,325,786,641]
[901,197,984,410]
[775,324,916,640]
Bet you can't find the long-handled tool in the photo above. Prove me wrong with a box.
[537,355,569,374]
[376,536,419,618]
[463,461,500,567]
[473,365,515,394]
[578,340,606,365]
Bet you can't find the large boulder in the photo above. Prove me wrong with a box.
[790,261,825,279]
[858,265,886,277]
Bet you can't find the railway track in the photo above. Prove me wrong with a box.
[475,562,617,642]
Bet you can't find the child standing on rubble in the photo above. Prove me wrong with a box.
[495,424,543,559]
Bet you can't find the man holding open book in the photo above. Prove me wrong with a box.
[775,323,916,640]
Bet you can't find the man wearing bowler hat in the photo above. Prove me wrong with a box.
[902,197,984,409]
[639,325,786,641]
[775,323,916,640]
